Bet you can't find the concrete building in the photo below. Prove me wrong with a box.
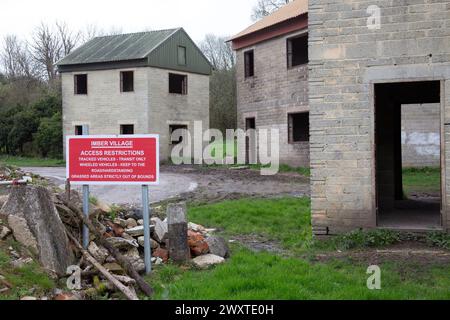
[309,0,450,234]
[57,28,212,162]
[230,1,310,167]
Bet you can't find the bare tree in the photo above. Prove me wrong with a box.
[79,24,125,43]
[30,22,81,81]
[199,34,235,71]
[251,0,291,21]
[29,23,63,80]
[56,21,80,56]
[199,35,237,133]
[1,35,36,79]
[80,24,104,43]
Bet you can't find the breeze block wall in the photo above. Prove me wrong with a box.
[62,68,149,155]
[62,67,210,163]
[308,0,450,234]
[236,29,310,167]
[147,67,210,162]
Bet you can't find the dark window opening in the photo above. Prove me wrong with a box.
[120,125,134,135]
[287,35,308,68]
[244,50,254,78]
[75,126,84,136]
[169,73,188,95]
[170,125,188,144]
[245,117,256,131]
[178,46,187,66]
[120,71,134,92]
[74,74,88,95]
[288,113,309,143]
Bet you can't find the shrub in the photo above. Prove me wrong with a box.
[34,112,62,158]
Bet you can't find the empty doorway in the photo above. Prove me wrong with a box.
[375,80,442,230]
[245,117,256,164]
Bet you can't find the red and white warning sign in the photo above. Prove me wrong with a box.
[66,135,159,185]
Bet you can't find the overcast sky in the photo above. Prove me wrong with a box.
[0,0,255,43]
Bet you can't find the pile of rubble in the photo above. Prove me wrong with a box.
[91,206,230,272]
[0,170,230,300]
[0,167,10,182]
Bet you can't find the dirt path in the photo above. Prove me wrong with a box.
[312,242,450,267]
[162,165,310,205]
[21,165,310,206]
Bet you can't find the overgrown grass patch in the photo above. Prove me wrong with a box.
[149,196,450,300]
[188,197,312,251]
[426,232,450,250]
[0,244,55,300]
[315,229,403,251]
[0,155,65,168]
[147,247,450,300]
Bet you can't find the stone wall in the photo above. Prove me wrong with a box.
[308,0,450,234]
[62,67,209,162]
[402,104,440,168]
[236,29,309,167]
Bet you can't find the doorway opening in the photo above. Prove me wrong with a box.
[245,117,256,164]
[375,80,442,230]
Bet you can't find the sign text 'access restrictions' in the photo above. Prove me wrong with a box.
[66,135,159,185]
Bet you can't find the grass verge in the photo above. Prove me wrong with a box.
[188,197,312,252]
[247,164,310,177]
[147,247,450,300]
[0,155,65,168]
[144,197,450,300]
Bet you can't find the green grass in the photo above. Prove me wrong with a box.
[426,232,450,250]
[0,243,55,300]
[248,164,310,177]
[0,155,65,168]
[144,197,450,300]
[315,229,421,251]
[210,140,239,159]
[403,167,440,195]
[147,248,450,300]
[188,198,312,251]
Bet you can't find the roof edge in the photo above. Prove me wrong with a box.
[230,12,307,42]
[231,15,308,51]
[230,0,308,41]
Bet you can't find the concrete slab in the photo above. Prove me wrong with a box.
[378,198,442,231]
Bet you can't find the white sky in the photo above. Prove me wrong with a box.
[0,0,255,43]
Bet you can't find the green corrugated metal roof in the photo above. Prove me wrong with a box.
[57,29,178,65]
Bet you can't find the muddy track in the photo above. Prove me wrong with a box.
[162,165,310,205]
[311,242,450,267]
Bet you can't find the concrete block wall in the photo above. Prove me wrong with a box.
[62,67,210,162]
[147,67,210,162]
[402,104,440,168]
[62,68,149,154]
[236,30,310,167]
[308,0,450,234]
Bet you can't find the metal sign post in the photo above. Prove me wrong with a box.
[142,185,152,274]
[82,125,90,249]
